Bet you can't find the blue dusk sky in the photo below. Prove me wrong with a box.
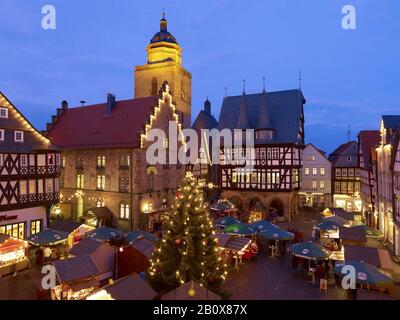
[0,0,399,153]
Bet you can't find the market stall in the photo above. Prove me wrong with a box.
[27,229,70,264]
[51,255,101,300]
[214,216,241,230]
[350,225,382,239]
[210,200,238,219]
[223,223,256,237]
[289,241,334,283]
[248,220,277,233]
[212,233,253,269]
[334,261,394,294]
[116,236,155,278]
[344,245,394,272]
[125,230,156,244]
[86,274,157,300]
[69,238,115,281]
[51,220,94,247]
[85,226,124,243]
[0,234,30,277]
[259,227,294,257]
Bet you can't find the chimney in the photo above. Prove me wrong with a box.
[106,93,116,114]
[204,99,211,115]
[61,100,68,110]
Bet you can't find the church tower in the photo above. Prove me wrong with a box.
[134,14,192,128]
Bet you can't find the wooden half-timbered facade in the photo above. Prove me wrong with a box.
[217,89,306,221]
[392,129,400,257]
[329,141,361,212]
[358,130,380,227]
[0,92,60,239]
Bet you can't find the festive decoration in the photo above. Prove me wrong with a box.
[147,172,227,293]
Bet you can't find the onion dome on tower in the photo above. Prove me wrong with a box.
[150,13,178,44]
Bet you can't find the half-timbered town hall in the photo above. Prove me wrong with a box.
[217,88,306,221]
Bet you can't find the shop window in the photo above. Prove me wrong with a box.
[30,220,42,235]
[0,223,25,239]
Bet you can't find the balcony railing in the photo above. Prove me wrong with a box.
[19,166,61,176]
[20,192,59,204]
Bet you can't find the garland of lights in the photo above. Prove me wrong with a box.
[147,172,228,293]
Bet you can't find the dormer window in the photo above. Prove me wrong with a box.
[256,130,273,140]
[14,131,24,142]
[0,107,8,118]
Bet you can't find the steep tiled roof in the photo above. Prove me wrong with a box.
[0,91,58,153]
[192,110,218,133]
[329,141,358,167]
[382,115,400,129]
[47,97,157,149]
[358,130,380,170]
[218,90,305,144]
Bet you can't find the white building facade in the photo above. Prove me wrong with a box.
[299,144,332,209]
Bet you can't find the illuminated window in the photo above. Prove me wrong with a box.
[29,180,36,194]
[20,180,27,195]
[97,200,105,208]
[0,107,8,118]
[97,156,106,168]
[97,175,106,191]
[0,129,4,141]
[312,168,317,175]
[312,181,317,190]
[62,157,66,168]
[0,223,25,239]
[320,167,325,175]
[119,202,130,220]
[304,168,310,175]
[48,154,54,166]
[77,174,84,189]
[320,181,325,190]
[14,131,24,142]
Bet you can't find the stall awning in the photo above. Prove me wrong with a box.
[87,274,157,300]
[53,255,101,283]
[212,234,251,252]
[69,279,100,292]
[85,227,124,242]
[339,227,367,242]
[50,220,83,234]
[344,245,394,271]
[126,230,155,244]
[130,238,154,258]
[0,234,28,254]
[27,229,69,246]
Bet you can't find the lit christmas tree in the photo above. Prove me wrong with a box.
[148,172,227,293]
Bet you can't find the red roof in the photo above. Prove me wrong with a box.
[359,130,380,170]
[47,97,157,149]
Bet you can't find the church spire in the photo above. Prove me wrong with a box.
[160,9,168,31]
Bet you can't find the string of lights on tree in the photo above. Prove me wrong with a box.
[147,172,228,294]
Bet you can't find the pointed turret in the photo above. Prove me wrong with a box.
[256,91,273,130]
[237,93,250,129]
